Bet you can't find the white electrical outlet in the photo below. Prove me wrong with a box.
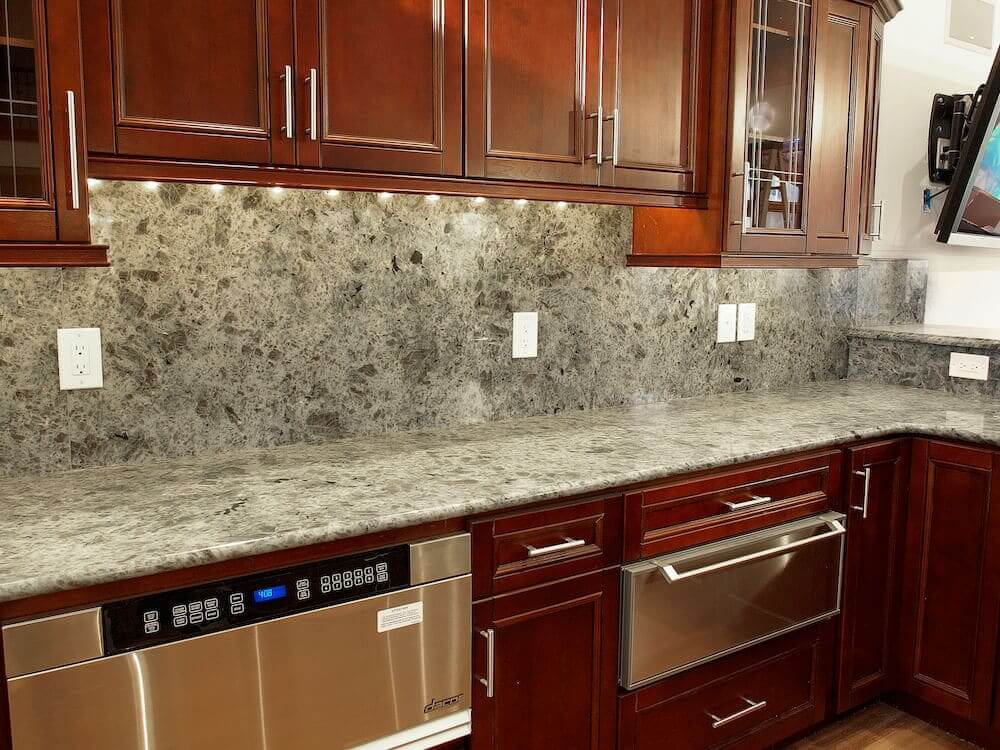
[717,304,737,344]
[949,352,990,381]
[737,303,757,342]
[512,312,538,359]
[57,328,104,390]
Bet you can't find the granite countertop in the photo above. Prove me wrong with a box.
[851,323,1000,348]
[4,380,1000,605]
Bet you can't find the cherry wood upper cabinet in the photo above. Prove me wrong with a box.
[472,570,619,750]
[898,440,1000,726]
[82,0,296,165]
[0,0,105,266]
[295,0,463,176]
[806,0,868,256]
[598,0,713,194]
[466,0,602,186]
[835,439,907,713]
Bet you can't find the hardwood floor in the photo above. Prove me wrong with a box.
[791,703,977,749]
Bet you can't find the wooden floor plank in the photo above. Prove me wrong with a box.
[790,703,978,749]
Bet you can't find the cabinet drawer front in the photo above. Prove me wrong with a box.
[471,496,623,597]
[625,450,842,560]
[619,625,832,750]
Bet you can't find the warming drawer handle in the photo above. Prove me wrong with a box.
[707,696,768,729]
[723,494,772,511]
[525,537,587,558]
[659,518,846,582]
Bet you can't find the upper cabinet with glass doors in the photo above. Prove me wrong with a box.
[0,0,105,266]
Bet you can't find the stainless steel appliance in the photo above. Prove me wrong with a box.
[620,512,846,690]
[4,534,472,750]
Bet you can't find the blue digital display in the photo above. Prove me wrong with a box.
[253,585,287,604]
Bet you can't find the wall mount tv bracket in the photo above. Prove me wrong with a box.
[929,87,985,185]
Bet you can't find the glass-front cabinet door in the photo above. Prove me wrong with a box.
[730,0,815,255]
[0,0,96,256]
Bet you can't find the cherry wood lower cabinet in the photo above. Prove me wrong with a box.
[835,438,908,712]
[472,569,619,750]
[619,623,834,750]
[897,439,1000,726]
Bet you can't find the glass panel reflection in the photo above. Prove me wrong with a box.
[0,0,43,200]
[746,0,811,231]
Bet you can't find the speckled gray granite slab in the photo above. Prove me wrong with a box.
[2,381,999,605]
[852,323,1000,348]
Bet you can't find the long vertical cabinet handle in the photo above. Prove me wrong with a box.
[281,65,294,139]
[604,108,619,165]
[586,106,604,164]
[305,68,318,141]
[478,628,495,698]
[871,201,884,239]
[852,467,871,519]
[66,91,81,210]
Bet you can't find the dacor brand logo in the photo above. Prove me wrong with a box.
[424,693,464,713]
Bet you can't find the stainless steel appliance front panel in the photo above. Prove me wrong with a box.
[3,608,103,679]
[621,512,845,690]
[8,576,471,750]
[410,533,471,585]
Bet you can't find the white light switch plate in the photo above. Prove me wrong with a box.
[949,352,990,381]
[57,328,104,390]
[737,303,757,342]
[717,304,737,344]
[512,312,538,359]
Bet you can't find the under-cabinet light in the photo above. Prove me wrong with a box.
[270,186,285,196]
[472,196,486,205]
[379,192,393,200]
[515,199,528,207]
[87,178,103,189]
[426,194,441,202]
[143,181,159,192]
[556,201,568,209]
[326,190,340,198]
[209,184,225,194]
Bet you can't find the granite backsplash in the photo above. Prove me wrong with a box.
[1,181,906,479]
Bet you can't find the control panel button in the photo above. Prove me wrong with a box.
[143,610,159,623]
[188,601,203,613]
[172,605,186,616]
[230,593,244,605]
[189,611,204,625]
[173,614,189,628]
[231,603,245,615]
[377,572,389,583]
[144,621,160,634]
[296,590,310,601]
[295,578,310,591]
[206,608,220,621]
[204,597,220,610]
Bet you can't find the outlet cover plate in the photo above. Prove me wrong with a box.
[949,352,990,381]
[57,328,104,390]
[717,304,737,344]
[737,303,757,342]
[512,312,538,359]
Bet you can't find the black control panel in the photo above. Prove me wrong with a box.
[102,545,410,654]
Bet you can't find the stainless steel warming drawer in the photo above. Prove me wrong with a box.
[4,534,472,750]
[620,512,846,690]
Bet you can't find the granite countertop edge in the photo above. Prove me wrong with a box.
[3,409,998,606]
[850,325,1000,349]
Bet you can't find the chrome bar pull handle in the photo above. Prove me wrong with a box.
[586,106,604,165]
[66,91,80,210]
[478,629,495,698]
[281,65,294,139]
[707,697,768,729]
[603,108,619,165]
[659,518,846,582]
[852,467,871,519]
[525,537,587,558]
[305,68,318,141]
[723,495,772,511]
[871,201,884,239]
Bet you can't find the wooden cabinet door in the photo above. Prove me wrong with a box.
[898,440,1000,725]
[296,0,463,176]
[805,0,867,256]
[0,0,91,244]
[466,0,602,186]
[84,0,295,165]
[598,0,713,194]
[835,439,907,713]
[858,8,884,255]
[472,570,618,750]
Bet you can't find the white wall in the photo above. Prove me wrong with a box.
[873,0,1000,327]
